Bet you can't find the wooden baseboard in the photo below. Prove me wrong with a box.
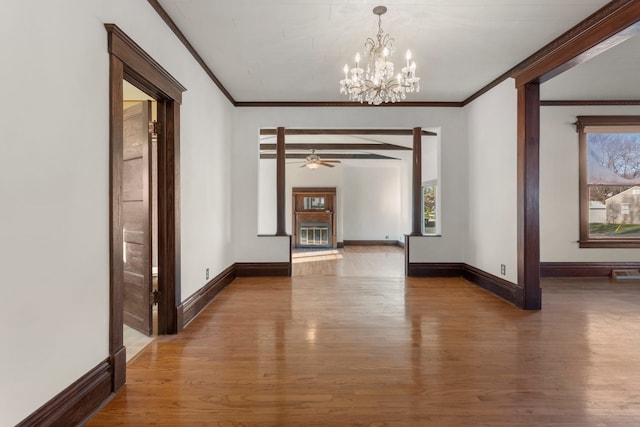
[407,262,464,277]
[178,264,236,328]
[541,262,640,277]
[236,262,291,277]
[462,264,518,306]
[17,358,112,427]
[342,240,403,247]
[407,262,519,307]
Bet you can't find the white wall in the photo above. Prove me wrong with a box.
[0,1,234,424]
[342,165,404,241]
[464,79,518,282]
[234,107,468,263]
[540,105,640,262]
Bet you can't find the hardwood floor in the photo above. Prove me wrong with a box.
[292,245,405,277]
[88,251,640,425]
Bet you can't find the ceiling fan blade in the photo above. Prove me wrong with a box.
[322,160,342,163]
[318,162,335,167]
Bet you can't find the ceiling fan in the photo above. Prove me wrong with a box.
[301,150,341,169]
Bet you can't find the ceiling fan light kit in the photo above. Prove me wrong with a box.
[340,5,420,105]
[301,150,341,169]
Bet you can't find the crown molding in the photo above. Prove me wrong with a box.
[149,0,640,108]
[541,100,640,106]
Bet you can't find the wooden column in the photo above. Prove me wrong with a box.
[410,127,422,236]
[276,127,286,236]
[517,83,541,310]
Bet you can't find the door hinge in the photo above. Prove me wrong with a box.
[149,120,159,136]
[151,290,160,305]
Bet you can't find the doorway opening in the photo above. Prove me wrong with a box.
[122,81,158,361]
[107,24,185,391]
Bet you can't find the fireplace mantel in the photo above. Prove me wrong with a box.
[292,187,337,248]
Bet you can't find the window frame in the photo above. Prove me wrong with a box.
[577,115,640,248]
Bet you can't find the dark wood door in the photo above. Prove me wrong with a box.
[122,101,153,336]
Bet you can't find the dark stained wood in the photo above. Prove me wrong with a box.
[178,264,236,329]
[517,83,541,310]
[108,52,126,392]
[276,127,286,236]
[105,24,185,103]
[156,100,182,334]
[575,115,640,248]
[260,153,400,160]
[259,142,412,151]
[410,127,422,236]
[146,0,234,105]
[514,2,640,86]
[464,1,640,106]
[122,102,153,336]
[292,188,337,249]
[462,264,518,306]
[541,261,640,277]
[260,128,437,136]
[17,359,112,427]
[107,24,185,400]
[407,262,464,277]
[541,100,640,106]
[237,101,462,108]
[235,262,291,276]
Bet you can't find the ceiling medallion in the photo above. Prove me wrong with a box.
[340,6,420,105]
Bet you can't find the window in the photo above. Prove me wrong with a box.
[422,183,438,235]
[577,116,640,248]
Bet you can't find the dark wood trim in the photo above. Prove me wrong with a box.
[105,24,185,103]
[576,115,640,249]
[337,241,345,248]
[292,187,337,194]
[541,100,640,106]
[462,265,518,306]
[342,240,403,247]
[17,359,112,427]
[146,0,235,105]
[108,52,126,391]
[157,100,182,334]
[107,24,184,399]
[260,128,437,136]
[407,262,465,277]
[515,3,640,87]
[237,101,462,108]
[178,265,236,328]
[261,153,400,160]
[541,261,640,277]
[276,127,286,236]
[464,1,640,106]
[406,262,518,306]
[517,83,542,310]
[259,143,412,151]
[410,127,422,236]
[236,262,291,277]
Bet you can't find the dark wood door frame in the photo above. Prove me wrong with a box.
[512,1,640,310]
[106,24,185,391]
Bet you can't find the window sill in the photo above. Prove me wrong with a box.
[579,239,640,248]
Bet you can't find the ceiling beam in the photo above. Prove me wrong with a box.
[259,143,411,151]
[259,128,437,136]
[260,153,400,160]
[514,1,640,87]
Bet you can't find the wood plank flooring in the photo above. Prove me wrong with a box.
[88,251,640,425]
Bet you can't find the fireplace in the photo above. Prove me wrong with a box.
[298,222,330,247]
[292,187,337,249]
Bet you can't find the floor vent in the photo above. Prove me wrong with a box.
[612,269,640,280]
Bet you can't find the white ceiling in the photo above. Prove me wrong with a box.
[156,0,621,103]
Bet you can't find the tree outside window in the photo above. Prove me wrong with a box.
[577,116,640,248]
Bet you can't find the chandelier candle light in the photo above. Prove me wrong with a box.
[340,6,420,105]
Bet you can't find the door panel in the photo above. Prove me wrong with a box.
[122,101,153,336]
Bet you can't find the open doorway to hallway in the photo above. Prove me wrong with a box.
[122,80,159,361]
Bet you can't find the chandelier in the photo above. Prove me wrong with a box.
[340,6,420,105]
